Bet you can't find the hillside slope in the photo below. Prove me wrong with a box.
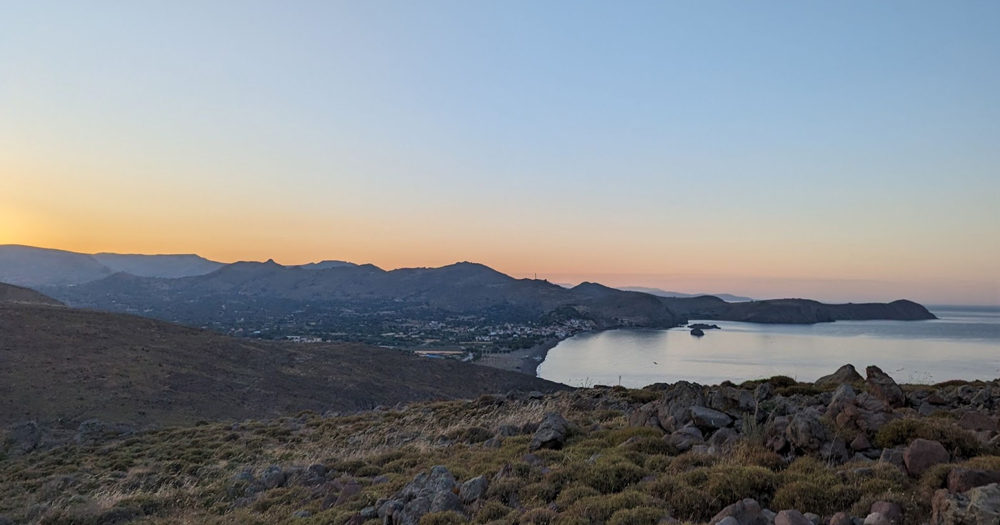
[0,244,112,287]
[0,283,64,306]
[0,303,567,428]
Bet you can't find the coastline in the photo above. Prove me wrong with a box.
[473,337,563,377]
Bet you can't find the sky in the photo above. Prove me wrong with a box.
[1,2,998,305]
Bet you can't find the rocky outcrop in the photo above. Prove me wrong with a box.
[7,421,42,455]
[931,483,1000,524]
[815,364,864,389]
[378,466,464,525]
[866,366,906,408]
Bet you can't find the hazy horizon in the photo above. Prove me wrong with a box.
[3,2,998,306]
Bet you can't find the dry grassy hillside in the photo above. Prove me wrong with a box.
[0,302,566,429]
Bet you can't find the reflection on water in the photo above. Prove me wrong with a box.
[537,307,1000,388]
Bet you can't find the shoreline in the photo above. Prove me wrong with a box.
[472,337,564,377]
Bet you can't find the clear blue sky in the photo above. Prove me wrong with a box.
[2,1,998,304]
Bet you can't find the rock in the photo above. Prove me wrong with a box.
[709,428,738,450]
[762,509,777,523]
[656,381,707,432]
[755,382,773,402]
[904,438,951,477]
[957,412,998,433]
[821,437,851,465]
[691,406,734,430]
[802,513,821,525]
[829,512,853,525]
[816,365,865,389]
[786,409,831,452]
[863,513,889,525]
[529,412,569,451]
[459,475,489,503]
[691,328,706,336]
[829,384,858,413]
[8,421,42,455]
[931,483,1000,524]
[774,509,811,525]
[666,426,705,453]
[880,447,905,470]
[262,466,287,489]
[389,465,462,525]
[709,498,767,525]
[869,501,902,524]
[865,366,905,408]
[851,434,873,451]
[292,510,312,518]
[947,469,1000,494]
[335,479,362,506]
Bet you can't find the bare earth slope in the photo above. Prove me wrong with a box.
[0,303,567,428]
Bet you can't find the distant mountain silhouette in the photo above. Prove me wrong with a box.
[619,286,753,303]
[46,260,683,330]
[92,252,224,278]
[294,260,358,270]
[0,245,113,287]
[663,297,936,323]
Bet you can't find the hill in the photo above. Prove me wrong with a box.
[619,286,753,302]
[92,252,224,278]
[0,244,113,287]
[672,297,937,324]
[0,302,567,428]
[44,261,684,333]
[0,283,64,306]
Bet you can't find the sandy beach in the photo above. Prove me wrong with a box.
[473,338,562,376]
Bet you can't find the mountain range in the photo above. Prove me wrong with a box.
[618,286,753,303]
[0,245,936,327]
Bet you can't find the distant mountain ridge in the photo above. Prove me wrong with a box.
[2,245,936,327]
[618,286,753,303]
[46,260,683,330]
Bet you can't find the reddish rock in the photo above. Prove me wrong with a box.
[903,438,950,477]
[829,512,853,525]
[870,501,903,524]
[774,509,811,525]
[947,468,1000,493]
[851,433,873,451]
[957,412,998,433]
[709,498,767,525]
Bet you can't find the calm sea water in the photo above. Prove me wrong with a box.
[537,307,1000,388]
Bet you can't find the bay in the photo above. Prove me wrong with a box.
[536,306,1000,387]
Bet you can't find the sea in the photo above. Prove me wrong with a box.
[536,306,1000,388]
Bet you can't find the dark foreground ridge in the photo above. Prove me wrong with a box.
[0,299,566,430]
[2,361,998,524]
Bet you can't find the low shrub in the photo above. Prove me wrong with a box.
[554,484,599,508]
[874,418,981,457]
[607,507,665,525]
[584,461,648,493]
[476,501,512,523]
[771,481,859,516]
[420,511,467,525]
[567,491,651,523]
[519,508,557,525]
